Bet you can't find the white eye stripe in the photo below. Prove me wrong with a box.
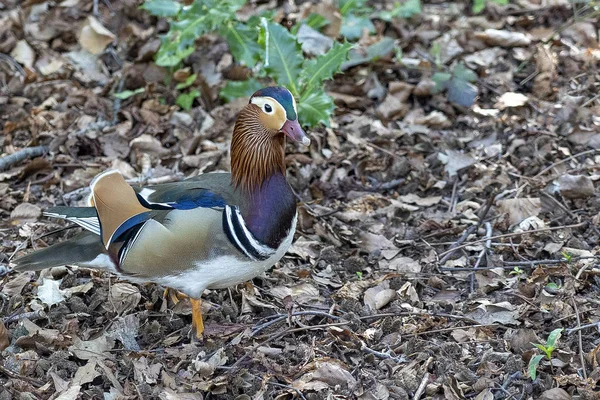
[251,97,276,114]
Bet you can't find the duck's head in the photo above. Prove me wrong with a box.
[231,86,310,191]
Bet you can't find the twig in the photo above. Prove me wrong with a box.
[0,363,45,387]
[358,312,481,325]
[251,311,341,336]
[268,380,308,400]
[565,321,600,335]
[402,323,506,338]
[437,222,586,258]
[438,194,496,265]
[413,372,429,400]
[470,222,492,292]
[0,53,26,76]
[229,321,349,371]
[570,297,587,379]
[3,310,46,325]
[0,146,49,171]
[533,149,599,179]
[360,341,405,363]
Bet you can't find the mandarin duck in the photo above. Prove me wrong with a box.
[12,86,310,338]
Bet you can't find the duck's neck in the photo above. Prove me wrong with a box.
[230,106,296,248]
[241,172,296,249]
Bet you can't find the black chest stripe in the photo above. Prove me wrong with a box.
[222,206,275,261]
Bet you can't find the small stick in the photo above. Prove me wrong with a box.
[413,372,429,400]
[360,341,405,363]
[570,297,587,379]
[3,310,46,325]
[0,363,45,387]
[534,149,599,179]
[0,146,49,171]
[565,321,600,335]
[438,222,586,257]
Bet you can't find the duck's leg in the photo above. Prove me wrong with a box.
[190,298,204,338]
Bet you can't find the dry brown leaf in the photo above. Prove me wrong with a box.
[133,356,163,384]
[475,29,531,47]
[109,282,141,314]
[10,202,42,222]
[364,282,396,311]
[0,320,9,351]
[79,16,116,54]
[556,174,595,199]
[496,197,541,226]
[10,39,35,68]
[495,92,529,109]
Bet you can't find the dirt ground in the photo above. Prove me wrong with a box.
[1,0,600,399]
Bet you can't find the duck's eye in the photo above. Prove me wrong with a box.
[264,104,272,113]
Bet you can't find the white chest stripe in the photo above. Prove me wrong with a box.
[223,205,277,261]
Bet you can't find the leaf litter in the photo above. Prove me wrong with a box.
[1,0,600,398]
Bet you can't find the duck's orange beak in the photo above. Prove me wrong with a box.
[281,119,310,146]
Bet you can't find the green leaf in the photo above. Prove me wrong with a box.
[305,13,330,31]
[301,41,352,94]
[396,0,421,18]
[342,37,396,70]
[176,89,200,110]
[446,78,478,107]
[340,14,375,40]
[299,91,334,127]
[528,355,544,381]
[472,0,486,13]
[155,40,195,67]
[339,0,368,16]
[141,0,181,17]
[175,74,197,90]
[220,79,262,102]
[259,20,303,97]
[113,88,145,99]
[431,72,451,93]
[432,64,479,107]
[222,22,262,67]
[379,0,422,20]
[546,328,563,350]
[453,62,478,83]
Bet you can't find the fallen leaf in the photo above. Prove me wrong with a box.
[397,193,442,207]
[297,24,333,56]
[133,356,162,384]
[438,150,477,176]
[556,174,595,199]
[10,40,35,69]
[69,335,115,360]
[72,360,100,385]
[79,16,116,54]
[475,29,531,47]
[55,385,82,400]
[109,282,141,314]
[0,320,9,351]
[364,281,396,311]
[497,197,541,226]
[10,203,42,222]
[495,92,529,109]
[37,278,66,307]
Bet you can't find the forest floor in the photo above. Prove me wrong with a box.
[1,0,600,399]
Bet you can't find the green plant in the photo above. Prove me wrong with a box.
[472,0,509,14]
[379,0,422,21]
[339,0,375,40]
[509,266,524,275]
[561,251,573,263]
[142,0,351,127]
[113,88,146,99]
[528,328,563,381]
[431,62,478,107]
[356,271,363,280]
